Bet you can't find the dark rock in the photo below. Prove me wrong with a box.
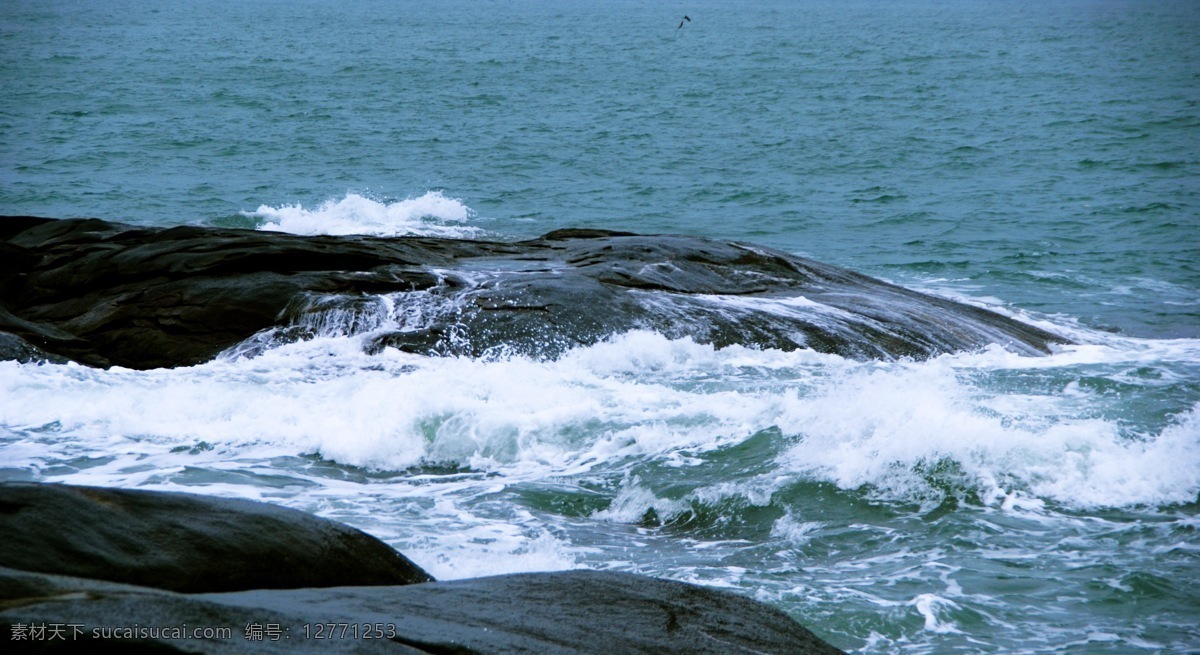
[0,332,69,365]
[0,567,406,653]
[0,482,433,593]
[0,566,845,654]
[0,483,847,653]
[0,216,1070,369]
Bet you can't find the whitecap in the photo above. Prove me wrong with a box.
[245,191,483,237]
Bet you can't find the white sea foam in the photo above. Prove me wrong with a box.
[912,594,964,634]
[592,479,691,524]
[772,352,1200,510]
[770,513,823,544]
[407,521,581,580]
[2,326,1199,591]
[1,330,1198,521]
[246,191,482,237]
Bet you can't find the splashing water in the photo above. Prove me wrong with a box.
[246,191,483,238]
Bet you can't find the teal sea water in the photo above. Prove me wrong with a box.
[2,1,1199,652]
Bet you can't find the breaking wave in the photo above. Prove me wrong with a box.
[245,191,483,238]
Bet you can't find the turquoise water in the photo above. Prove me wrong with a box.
[3,1,1199,652]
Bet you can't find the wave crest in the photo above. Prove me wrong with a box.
[245,191,482,237]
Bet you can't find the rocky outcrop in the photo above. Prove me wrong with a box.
[1,566,844,654]
[0,483,845,654]
[0,482,432,593]
[0,216,1069,369]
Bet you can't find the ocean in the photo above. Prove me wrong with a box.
[2,0,1198,652]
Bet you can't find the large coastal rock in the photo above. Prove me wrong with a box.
[0,216,1068,369]
[1,567,844,654]
[0,482,432,593]
[0,483,845,654]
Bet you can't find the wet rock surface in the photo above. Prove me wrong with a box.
[0,216,1069,369]
[0,482,433,593]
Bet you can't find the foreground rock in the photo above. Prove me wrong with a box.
[0,482,432,593]
[1,567,843,654]
[0,483,845,654]
[0,216,1069,369]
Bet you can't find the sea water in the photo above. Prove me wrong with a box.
[2,1,1198,652]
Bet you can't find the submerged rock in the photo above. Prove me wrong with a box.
[0,483,846,654]
[0,482,433,593]
[0,216,1069,369]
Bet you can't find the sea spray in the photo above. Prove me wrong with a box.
[246,191,482,238]
[4,328,1196,506]
[2,321,1198,652]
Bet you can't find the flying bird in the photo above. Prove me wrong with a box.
[677,15,691,30]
